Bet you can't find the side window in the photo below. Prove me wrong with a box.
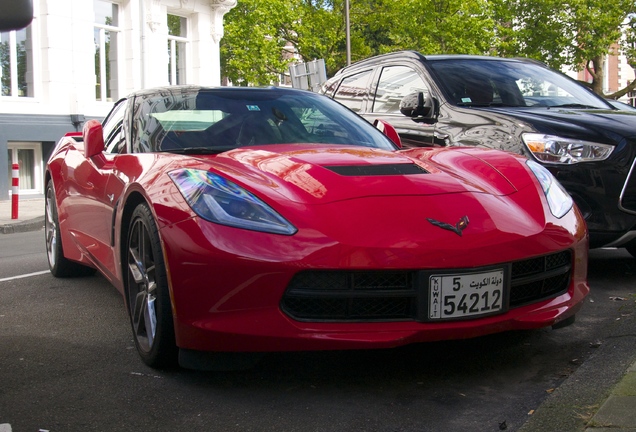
[372,66,428,114]
[105,125,125,154]
[292,107,350,142]
[332,69,373,113]
[103,99,127,154]
[321,79,340,98]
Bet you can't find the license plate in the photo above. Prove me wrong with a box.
[429,269,505,319]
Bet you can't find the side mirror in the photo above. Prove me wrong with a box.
[83,119,105,159]
[374,119,402,148]
[399,92,438,124]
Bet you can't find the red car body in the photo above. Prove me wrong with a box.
[45,86,589,369]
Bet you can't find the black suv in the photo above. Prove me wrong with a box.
[321,50,636,253]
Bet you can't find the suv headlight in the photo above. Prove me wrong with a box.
[522,133,614,164]
[526,160,573,218]
[169,168,297,235]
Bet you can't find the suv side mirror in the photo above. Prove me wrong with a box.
[83,119,105,158]
[0,0,33,31]
[400,92,438,124]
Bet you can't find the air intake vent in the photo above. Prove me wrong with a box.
[324,163,428,176]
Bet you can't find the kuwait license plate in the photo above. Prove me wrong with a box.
[429,269,505,319]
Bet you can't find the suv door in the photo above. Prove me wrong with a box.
[363,64,439,147]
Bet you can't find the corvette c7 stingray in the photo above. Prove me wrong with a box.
[45,86,589,370]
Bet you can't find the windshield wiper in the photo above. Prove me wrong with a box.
[548,103,600,109]
[160,146,236,155]
[456,102,492,107]
[487,102,522,107]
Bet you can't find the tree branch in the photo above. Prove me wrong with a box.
[606,77,636,99]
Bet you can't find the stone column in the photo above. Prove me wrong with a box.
[208,0,236,86]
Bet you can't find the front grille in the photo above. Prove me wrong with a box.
[280,250,572,322]
[281,271,417,321]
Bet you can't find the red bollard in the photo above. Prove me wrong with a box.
[11,163,19,219]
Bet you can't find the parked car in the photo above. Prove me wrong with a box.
[321,51,636,254]
[606,99,636,112]
[45,86,589,370]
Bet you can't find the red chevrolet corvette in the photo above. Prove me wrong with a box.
[45,86,589,370]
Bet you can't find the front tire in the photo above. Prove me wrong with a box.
[45,180,95,277]
[126,203,177,368]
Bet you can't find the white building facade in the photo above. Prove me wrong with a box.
[0,0,236,200]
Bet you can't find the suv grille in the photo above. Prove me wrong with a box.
[280,250,572,322]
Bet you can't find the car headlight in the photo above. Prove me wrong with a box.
[522,133,614,164]
[526,160,573,218]
[169,168,297,235]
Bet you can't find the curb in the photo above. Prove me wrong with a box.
[0,216,45,234]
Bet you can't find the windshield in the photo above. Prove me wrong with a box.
[427,58,611,109]
[132,88,397,153]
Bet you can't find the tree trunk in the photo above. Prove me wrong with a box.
[589,55,605,96]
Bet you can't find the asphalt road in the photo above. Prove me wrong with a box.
[0,230,634,432]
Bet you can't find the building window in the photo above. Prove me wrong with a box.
[167,14,188,85]
[7,143,43,195]
[94,0,121,102]
[0,25,33,97]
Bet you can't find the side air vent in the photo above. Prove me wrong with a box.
[324,163,428,176]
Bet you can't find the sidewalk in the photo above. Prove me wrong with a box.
[586,361,636,431]
[0,197,635,431]
[0,197,45,234]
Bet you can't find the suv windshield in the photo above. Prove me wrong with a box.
[427,58,611,109]
[132,88,396,153]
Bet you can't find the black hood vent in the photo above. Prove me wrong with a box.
[324,163,428,176]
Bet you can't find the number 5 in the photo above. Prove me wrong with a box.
[444,296,456,315]
[453,277,461,291]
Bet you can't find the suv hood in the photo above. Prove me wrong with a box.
[482,106,636,145]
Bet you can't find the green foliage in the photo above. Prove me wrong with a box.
[221,0,636,96]
[491,0,636,96]
[220,0,292,85]
[280,0,348,76]
[384,0,496,55]
[490,0,573,69]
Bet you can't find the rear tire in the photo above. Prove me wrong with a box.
[45,180,95,277]
[125,203,177,368]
